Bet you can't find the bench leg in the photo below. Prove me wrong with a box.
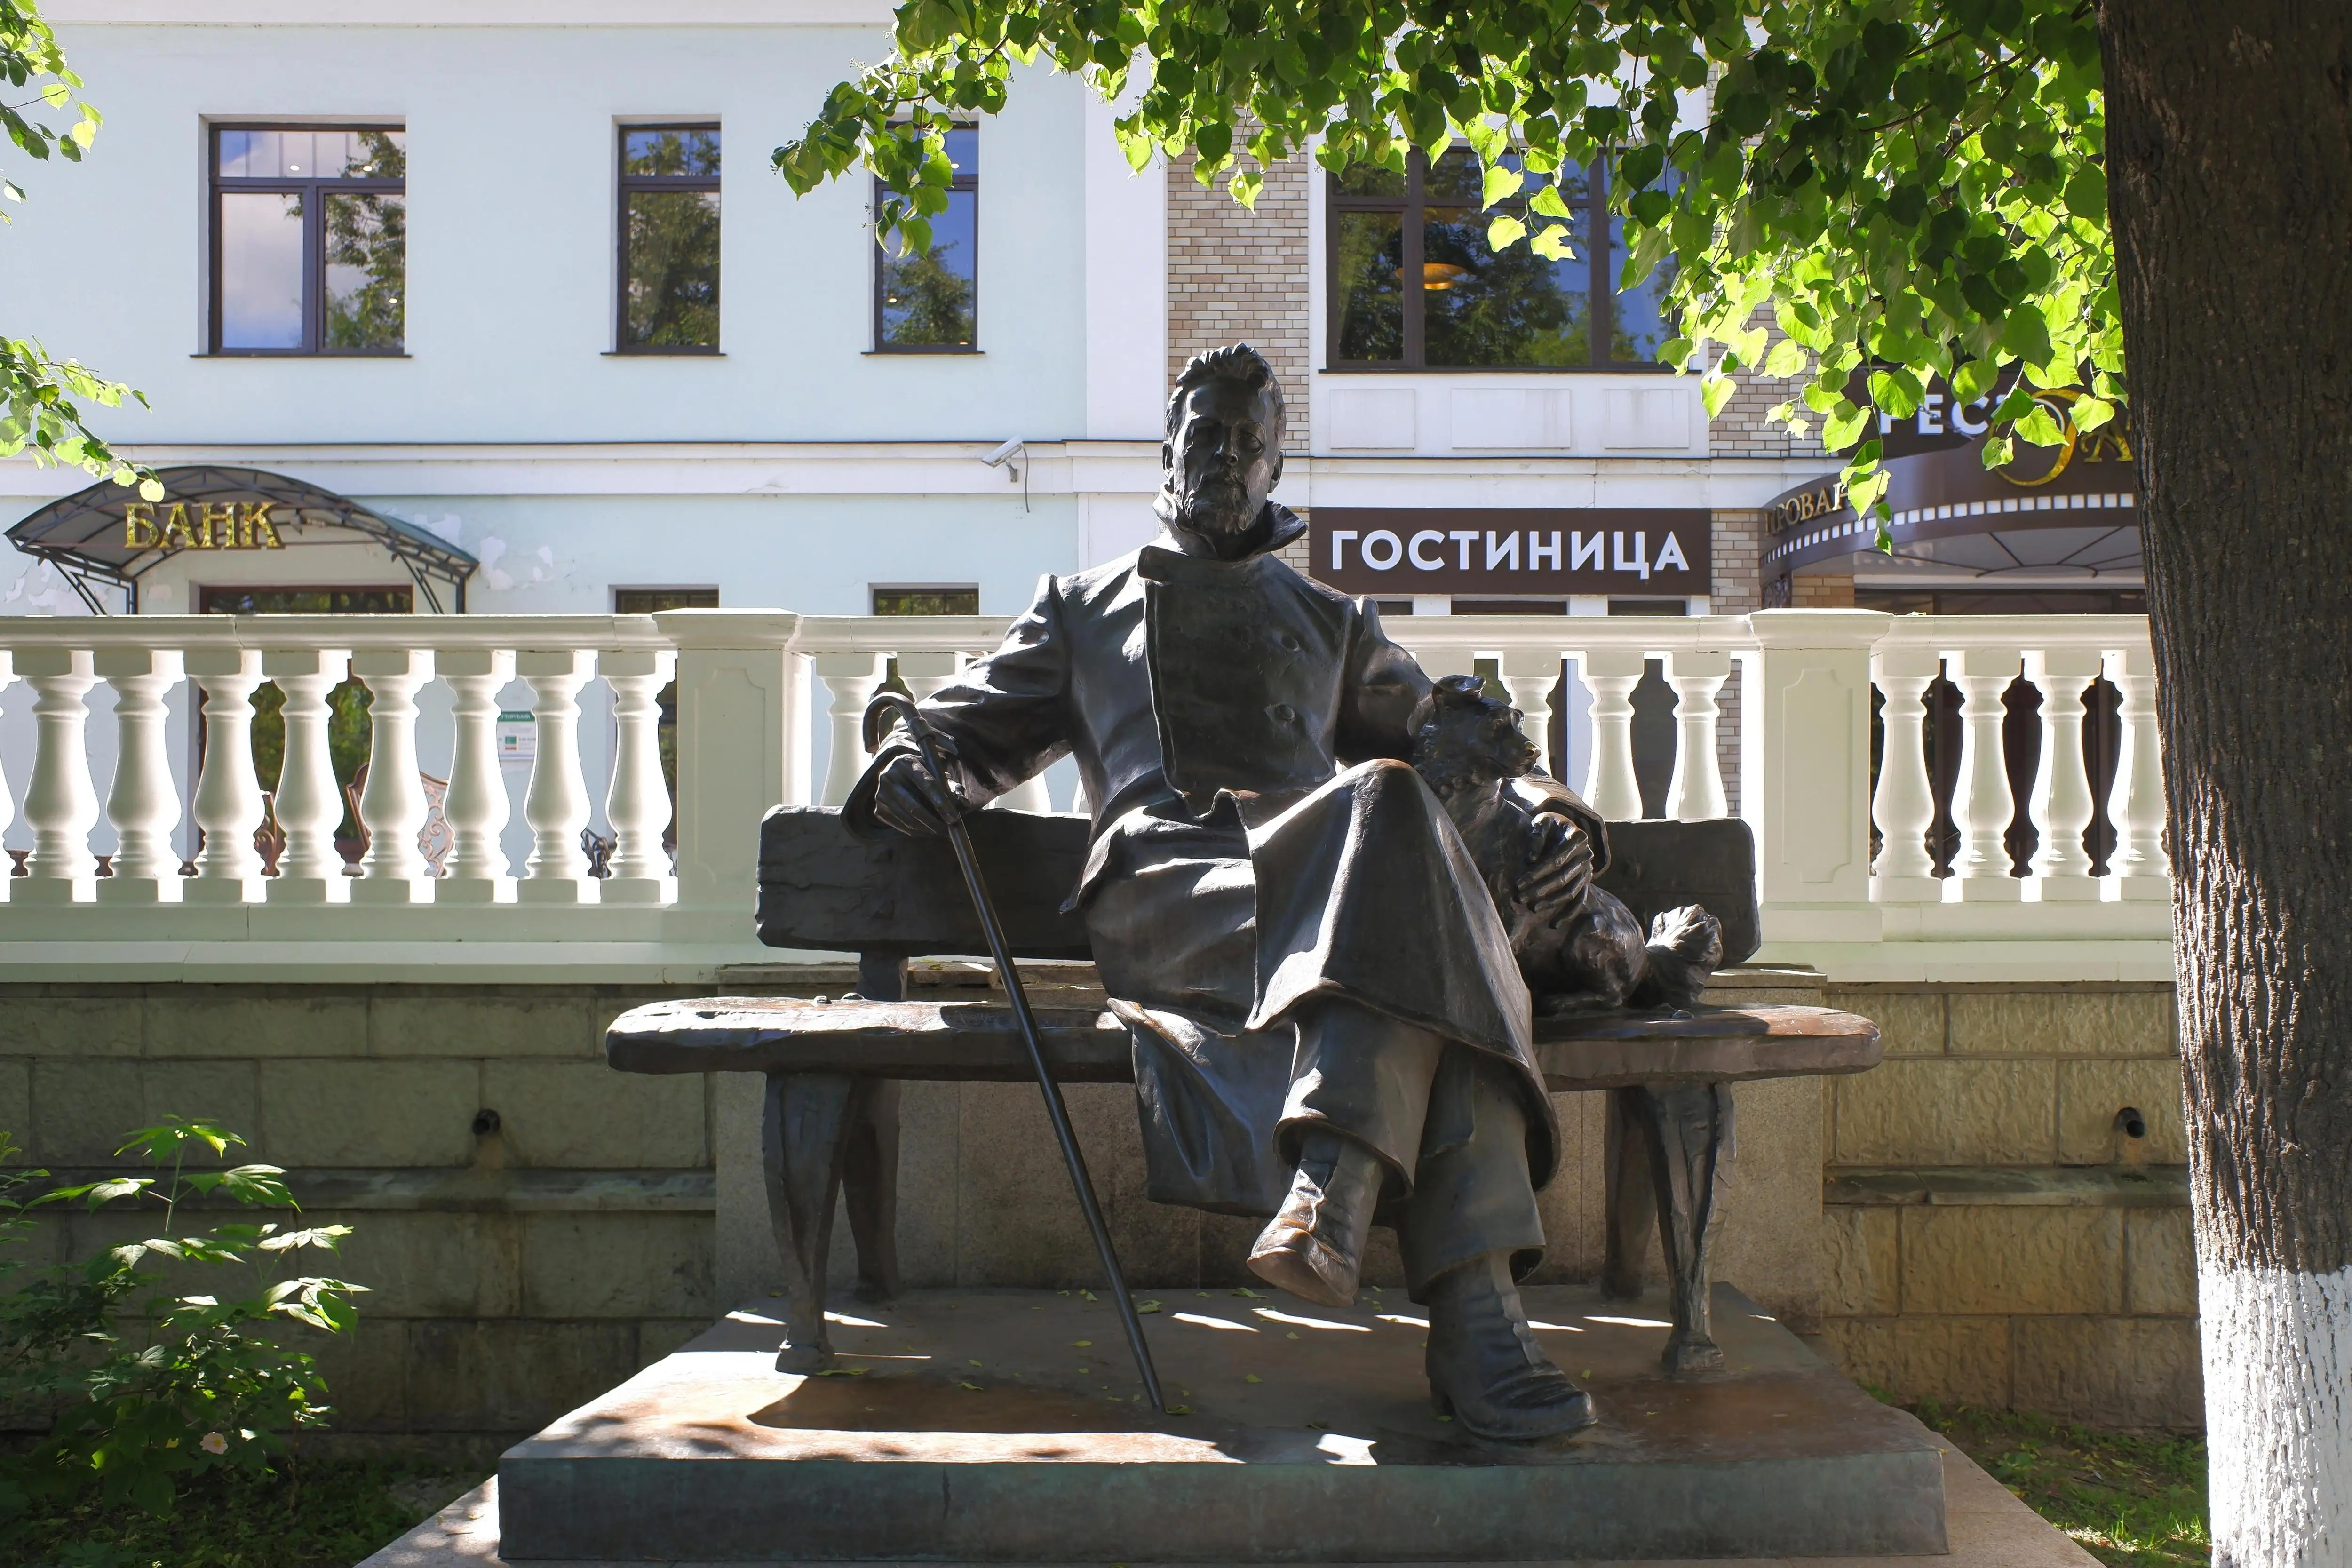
[842,1077,902,1302]
[762,1070,860,1372]
[1637,1082,1735,1377]
[1600,1086,1656,1301]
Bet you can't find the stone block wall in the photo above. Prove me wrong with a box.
[1167,148,1314,454]
[1815,982,2199,1429]
[0,980,740,1440]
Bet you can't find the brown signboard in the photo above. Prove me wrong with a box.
[1310,508,1712,597]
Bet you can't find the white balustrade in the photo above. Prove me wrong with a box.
[186,648,267,902]
[95,648,184,903]
[16,647,99,901]
[1868,647,1942,902]
[816,651,886,808]
[2026,648,2103,899]
[601,648,677,903]
[516,649,598,903]
[1946,647,2022,902]
[0,609,2172,969]
[351,649,435,903]
[0,654,14,901]
[437,648,516,903]
[2106,644,2171,899]
[263,649,354,902]
[1663,650,1731,822]
[1576,649,1647,821]
[1498,648,1563,779]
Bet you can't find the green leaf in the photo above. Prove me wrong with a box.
[1527,223,1575,261]
[1823,404,1871,453]
[1701,374,1735,417]
[1529,181,1573,221]
[1486,213,1526,250]
[1481,161,1524,207]
[1867,367,1924,420]
[1763,338,1809,378]
[2070,394,2114,433]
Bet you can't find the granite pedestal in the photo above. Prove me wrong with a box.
[496,1285,1945,1562]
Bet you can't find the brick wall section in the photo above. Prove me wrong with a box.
[1817,983,2200,1428]
[1792,573,1857,608]
[1167,150,1315,453]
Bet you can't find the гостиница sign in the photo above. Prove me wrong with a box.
[1309,508,1711,596]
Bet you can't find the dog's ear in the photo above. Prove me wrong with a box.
[1435,673,1487,707]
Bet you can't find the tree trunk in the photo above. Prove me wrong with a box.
[2100,3,2352,1561]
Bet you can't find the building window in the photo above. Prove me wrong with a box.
[1328,149,1676,370]
[618,125,721,353]
[875,127,978,352]
[873,585,979,615]
[211,126,405,355]
[614,587,719,613]
[199,585,413,614]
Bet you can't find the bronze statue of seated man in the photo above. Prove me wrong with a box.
[852,345,1716,1441]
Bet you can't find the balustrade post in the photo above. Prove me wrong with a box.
[184,648,267,903]
[2106,644,2171,900]
[517,649,599,904]
[437,648,516,904]
[94,648,186,904]
[0,655,13,902]
[1741,611,1882,945]
[263,649,353,903]
[16,647,99,902]
[2027,648,2103,899]
[1499,647,1563,779]
[1663,649,1732,821]
[1576,649,1646,821]
[660,610,802,942]
[1947,648,2022,902]
[816,652,886,808]
[1868,647,1942,902]
[351,649,436,904]
[602,648,678,904]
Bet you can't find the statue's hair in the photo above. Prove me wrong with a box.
[1165,343,1287,444]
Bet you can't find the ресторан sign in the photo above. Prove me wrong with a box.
[1309,509,1711,596]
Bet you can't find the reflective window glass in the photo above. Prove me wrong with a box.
[212,125,405,354]
[217,191,306,350]
[622,190,722,349]
[623,127,721,178]
[1332,211,1405,361]
[874,124,980,351]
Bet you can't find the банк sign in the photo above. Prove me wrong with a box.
[1310,509,1711,597]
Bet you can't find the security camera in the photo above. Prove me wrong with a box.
[982,438,1025,467]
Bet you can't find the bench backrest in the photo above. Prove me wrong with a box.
[756,806,1760,967]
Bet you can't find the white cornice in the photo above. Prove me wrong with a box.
[45,2,897,26]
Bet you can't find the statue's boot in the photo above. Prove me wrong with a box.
[1425,1251,1598,1441]
[1247,1129,1383,1308]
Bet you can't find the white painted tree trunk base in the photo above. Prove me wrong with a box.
[2204,1262,2352,1566]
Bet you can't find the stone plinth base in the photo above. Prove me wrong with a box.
[494,1285,1945,1562]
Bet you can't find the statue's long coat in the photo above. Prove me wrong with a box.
[846,509,1567,1216]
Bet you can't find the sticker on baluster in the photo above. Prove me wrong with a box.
[496,711,535,764]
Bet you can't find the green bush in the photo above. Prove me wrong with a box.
[0,1120,364,1520]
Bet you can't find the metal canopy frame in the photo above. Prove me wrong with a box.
[5,464,477,614]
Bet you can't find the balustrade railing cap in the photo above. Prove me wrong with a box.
[1747,608,1894,649]
[648,608,803,650]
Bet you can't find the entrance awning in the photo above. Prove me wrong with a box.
[6,465,477,613]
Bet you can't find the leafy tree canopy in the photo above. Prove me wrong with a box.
[776,0,2115,524]
[2,0,156,498]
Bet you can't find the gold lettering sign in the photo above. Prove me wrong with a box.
[120,498,286,552]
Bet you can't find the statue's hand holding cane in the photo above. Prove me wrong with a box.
[870,741,970,838]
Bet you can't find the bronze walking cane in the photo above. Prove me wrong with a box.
[866,692,1167,1413]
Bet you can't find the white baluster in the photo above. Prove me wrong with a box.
[351,649,435,904]
[0,654,14,903]
[517,649,598,903]
[1499,646,1562,779]
[16,648,98,902]
[2106,644,2170,900]
[185,649,267,903]
[2027,648,2102,899]
[1576,649,1646,821]
[1868,647,1942,902]
[1947,648,2021,902]
[264,649,353,903]
[1663,649,1732,821]
[601,648,677,904]
[95,648,185,904]
[437,649,515,904]
[816,652,885,808]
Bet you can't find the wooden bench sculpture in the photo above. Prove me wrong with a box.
[606,807,1882,1378]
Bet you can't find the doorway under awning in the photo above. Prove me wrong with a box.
[6,464,477,613]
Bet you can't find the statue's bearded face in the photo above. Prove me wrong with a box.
[1164,378,1282,547]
